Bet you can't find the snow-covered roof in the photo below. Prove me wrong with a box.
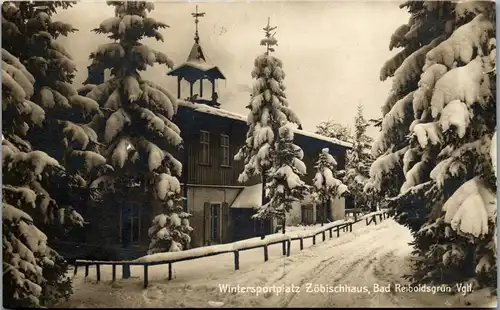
[178,100,353,148]
[168,43,225,80]
[230,183,262,209]
[293,128,352,148]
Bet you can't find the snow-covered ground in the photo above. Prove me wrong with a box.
[58,219,496,308]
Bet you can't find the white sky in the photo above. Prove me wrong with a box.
[55,0,409,138]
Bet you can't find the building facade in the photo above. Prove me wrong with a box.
[173,102,351,248]
[67,6,352,260]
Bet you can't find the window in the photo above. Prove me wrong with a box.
[204,202,229,245]
[121,203,141,246]
[200,130,210,164]
[220,134,230,166]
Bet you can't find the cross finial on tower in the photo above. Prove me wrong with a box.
[191,5,206,44]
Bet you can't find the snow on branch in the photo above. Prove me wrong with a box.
[430,137,490,187]
[430,56,491,119]
[369,147,408,191]
[311,148,347,203]
[442,177,496,238]
[424,13,494,71]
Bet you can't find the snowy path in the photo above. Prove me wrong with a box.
[58,219,496,308]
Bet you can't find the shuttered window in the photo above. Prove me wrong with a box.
[204,202,231,245]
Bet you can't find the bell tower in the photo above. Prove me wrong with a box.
[167,5,226,107]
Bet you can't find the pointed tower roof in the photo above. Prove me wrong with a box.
[168,5,225,81]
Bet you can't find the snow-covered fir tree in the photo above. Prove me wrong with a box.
[253,123,310,227]
[84,1,192,253]
[2,2,105,306]
[2,48,85,307]
[315,120,354,143]
[235,18,301,182]
[2,1,106,222]
[311,148,348,220]
[368,1,496,288]
[235,18,301,231]
[343,104,376,211]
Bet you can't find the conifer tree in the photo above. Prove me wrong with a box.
[235,18,301,182]
[235,18,301,233]
[315,121,353,143]
[2,2,104,306]
[2,48,82,307]
[84,1,192,253]
[2,1,106,224]
[310,148,348,223]
[253,123,310,228]
[368,1,496,288]
[343,104,376,211]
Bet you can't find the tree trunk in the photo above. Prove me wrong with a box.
[260,174,266,239]
[282,213,286,234]
[321,199,325,226]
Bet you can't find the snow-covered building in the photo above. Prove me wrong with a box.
[74,7,351,260]
[172,100,351,247]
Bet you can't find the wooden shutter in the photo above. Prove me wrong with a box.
[203,202,211,245]
[221,202,230,243]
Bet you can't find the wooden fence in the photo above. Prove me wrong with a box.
[74,210,390,288]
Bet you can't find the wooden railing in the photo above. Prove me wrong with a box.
[74,210,390,288]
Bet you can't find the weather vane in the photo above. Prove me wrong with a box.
[192,5,206,44]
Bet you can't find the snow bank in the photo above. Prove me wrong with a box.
[293,219,353,238]
[232,233,290,250]
[360,210,387,220]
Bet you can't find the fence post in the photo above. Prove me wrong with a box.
[374,216,378,225]
[143,265,149,289]
[264,245,269,262]
[73,263,78,276]
[282,241,286,256]
[312,235,316,245]
[122,264,131,279]
[96,264,101,282]
[112,264,116,282]
[85,263,89,278]
[366,218,369,226]
[168,263,173,280]
[299,238,304,250]
[322,231,326,242]
[234,251,240,270]
[349,223,353,232]
[336,227,340,237]
[329,228,333,239]
[287,240,291,257]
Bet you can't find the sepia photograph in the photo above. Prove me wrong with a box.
[1,0,497,308]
